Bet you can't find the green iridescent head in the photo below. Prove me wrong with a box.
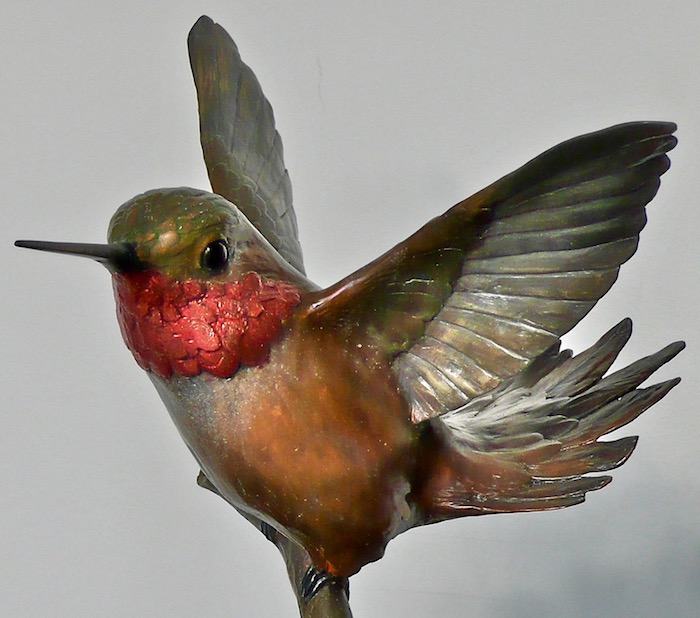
[108,187,246,279]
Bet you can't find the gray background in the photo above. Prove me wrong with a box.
[2,2,699,616]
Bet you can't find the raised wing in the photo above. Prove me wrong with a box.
[188,16,305,273]
[305,122,676,422]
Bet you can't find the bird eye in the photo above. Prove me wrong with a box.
[200,239,230,274]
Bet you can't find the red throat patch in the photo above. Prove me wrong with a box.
[112,271,302,378]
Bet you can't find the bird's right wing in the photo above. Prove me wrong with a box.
[188,16,305,273]
[303,122,677,422]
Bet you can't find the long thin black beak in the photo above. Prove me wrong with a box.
[14,240,143,272]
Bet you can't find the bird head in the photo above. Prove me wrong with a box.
[16,187,304,378]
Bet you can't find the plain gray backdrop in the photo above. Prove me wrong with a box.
[2,2,698,616]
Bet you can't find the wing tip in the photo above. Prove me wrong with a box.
[188,16,239,56]
[603,120,677,140]
[189,15,215,41]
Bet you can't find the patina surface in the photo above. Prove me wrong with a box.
[15,15,684,618]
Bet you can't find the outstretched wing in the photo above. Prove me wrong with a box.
[305,122,677,421]
[188,16,305,273]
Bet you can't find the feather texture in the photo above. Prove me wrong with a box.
[188,16,305,273]
[415,319,684,520]
[393,122,676,421]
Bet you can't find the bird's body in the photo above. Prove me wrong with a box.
[16,14,684,615]
[106,187,418,575]
[152,321,416,576]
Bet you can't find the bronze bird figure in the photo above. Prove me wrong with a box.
[16,15,684,617]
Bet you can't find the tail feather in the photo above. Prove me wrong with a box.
[570,378,680,446]
[532,436,638,477]
[543,318,632,397]
[565,343,684,419]
[415,320,683,523]
[433,466,612,516]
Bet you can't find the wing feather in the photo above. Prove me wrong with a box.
[303,122,676,422]
[188,16,305,273]
[446,291,595,331]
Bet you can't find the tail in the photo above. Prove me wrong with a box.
[413,319,684,524]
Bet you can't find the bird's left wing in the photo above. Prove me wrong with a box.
[188,16,305,273]
[304,122,677,422]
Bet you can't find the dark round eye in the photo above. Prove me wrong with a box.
[200,239,230,274]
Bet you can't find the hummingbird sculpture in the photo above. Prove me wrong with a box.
[16,15,684,618]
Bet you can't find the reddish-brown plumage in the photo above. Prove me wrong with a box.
[12,14,684,616]
[112,270,301,378]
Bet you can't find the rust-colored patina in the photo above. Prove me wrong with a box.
[15,15,684,618]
